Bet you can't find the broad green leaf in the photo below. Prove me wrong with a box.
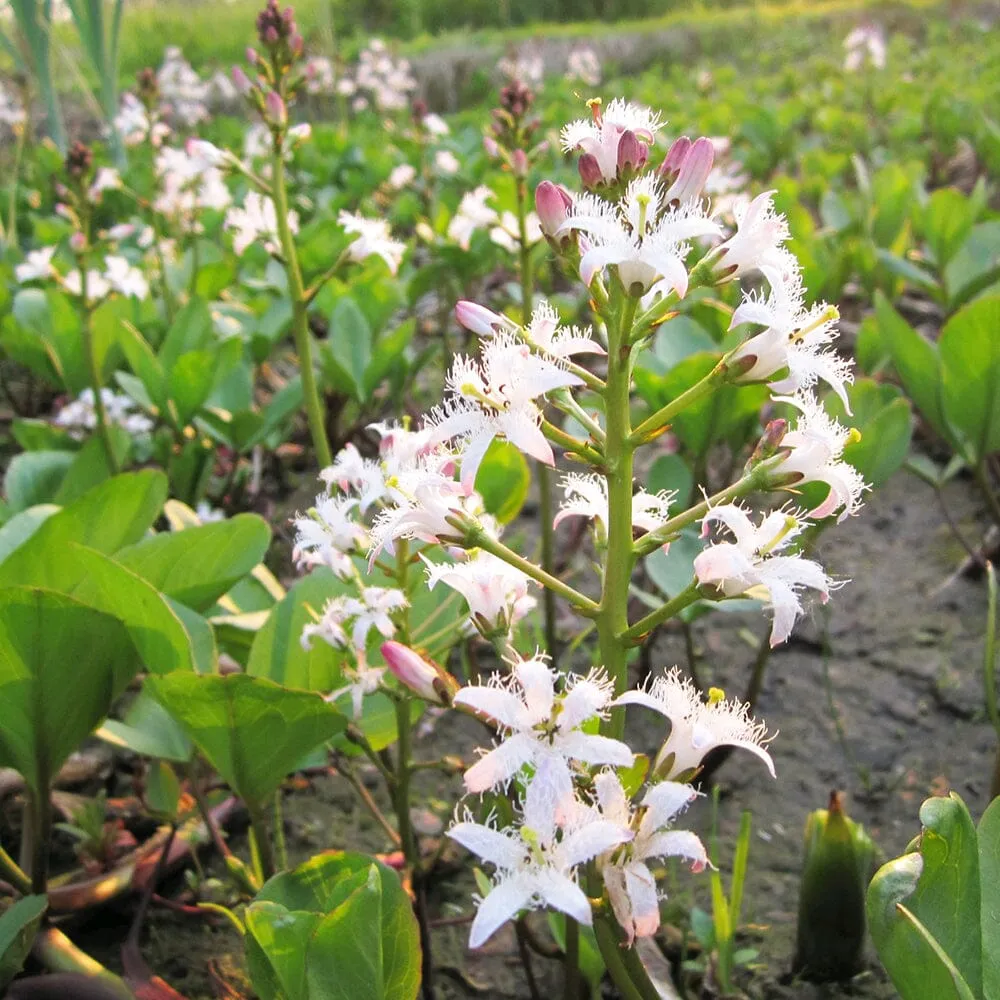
[922,188,975,268]
[945,221,1000,308]
[978,797,1000,1000]
[364,319,414,399]
[0,471,167,583]
[165,597,218,674]
[475,440,530,525]
[119,320,167,413]
[114,514,271,611]
[0,505,58,564]
[245,901,322,1000]
[867,793,983,1000]
[0,895,48,990]
[938,296,1000,463]
[249,852,420,1000]
[169,349,216,426]
[53,427,131,505]
[3,450,74,512]
[0,588,137,796]
[826,380,913,488]
[653,315,717,372]
[146,672,345,812]
[97,689,193,763]
[11,420,79,453]
[645,528,700,600]
[647,454,693,507]
[327,296,373,401]
[157,298,213,371]
[247,569,348,690]
[874,292,948,439]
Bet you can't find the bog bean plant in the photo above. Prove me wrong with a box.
[0,1,997,998]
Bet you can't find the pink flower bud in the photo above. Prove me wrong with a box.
[616,129,647,174]
[577,151,603,189]
[534,180,573,237]
[232,65,253,95]
[455,300,506,337]
[264,25,279,44]
[511,148,528,177]
[664,136,714,205]
[246,46,259,64]
[483,135,499,158]
[265,90,287,125]
[381,642,458,705]
[69,231,87,252]
[659,135,692,185]
[290,33,304,57]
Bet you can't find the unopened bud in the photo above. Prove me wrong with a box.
[232,65,253,95]
[534,180,573,237]
[663,135,714,205]
[483,135,499,158]
[511,148,528,178]
[749,418,788,466]
[659,135,692,185]
[265,90,287,125]
[455,301,506,337]
[616,129,647,175]
[246,46,259,64]
[69,231,87,252]
[381,641,459,705]
[65,140,93,182]
[578,151,603,189]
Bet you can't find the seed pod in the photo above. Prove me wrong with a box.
[793,791,876,981]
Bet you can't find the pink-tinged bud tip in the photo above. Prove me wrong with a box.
[381,641,457,705]
[665,135,714,205]
[265,90,287,124]
[483,135,499,157]
[535,180,573,236]
[246,46,259,64]
[455,300,505,337]
[232,65,252,94]
[69,232,87,252]
[616,129,647,174]
[659,135,692,184]
[577,151,603,189]
[511,148,528,177]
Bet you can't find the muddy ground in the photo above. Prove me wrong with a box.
[56,462,994,1000]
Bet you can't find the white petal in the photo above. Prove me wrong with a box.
[555,731,634,768]
[640,781,699,832]
[448,822,524,869]
[469,875,535,948]
[533,869,593,925]
[557,820,632,868]
[453,685,526,729]
[640,830,708,871]
[624,861,662,939]
[463,733,538,793]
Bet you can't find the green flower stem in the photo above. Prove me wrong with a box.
[541,420,604,465]
[394,700,417,862]
[563,916,580,1000]
[600,296,639,740]
[273,792,288,871]
[629,359,726,446]
[632,462,775,560]
[0,843,31,895]
[5,120,26,244]
[551,389,607,445]
[466,527,600,617]
[592,917,659,1000]
[271,133,333,469]
[33,927,134,999]
[620,580,701,645]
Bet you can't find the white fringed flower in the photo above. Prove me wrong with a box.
[302,586,408,654]
[338,211,406,275]
[104,255,149,299]
[447,186,498,250]
[771,393,868,522]
[292,494,370,578]
[16,247,57,283]
[524,301,605,358]
[454,653,633,794]
[449,757,632,948]
[425,332,581,488]
[560,98,662,185]
[422,550,536,637]
[560,174,721,295]
[693,503,835,646]
[711,190,794,286]
[590,772,707,944]
[553,473,674,548]
[225,192,297,257]
[614,667,775,780]
[728,273,852,409]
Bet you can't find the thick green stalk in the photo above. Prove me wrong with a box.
[33,927,133,998]
[600,297,638,740]
[248,807,277,881]
[5,120,26,244]
[0,843,31,895]
[27,787,51,895]
[592,917,660,1000]
[271,136,333,469]
[563,917,580,1000]
[621,579,701,645]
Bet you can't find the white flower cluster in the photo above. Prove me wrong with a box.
[446,653,771,947]
[16,247,149,302]
[843,23,887,72]
[497,48,544,86]
[155,143,232,230]
[157,46,212,127]
[55,388,154,438]
[446,186,542,254]
[342,38,418,113]
[565,46,601,87]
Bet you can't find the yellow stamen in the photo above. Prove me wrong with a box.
[759,513,799,556]
[635,192,652,236]
[707,687,726,705]
[847,427,862,445]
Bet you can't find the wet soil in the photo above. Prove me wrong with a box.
[76,464,992,1000]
